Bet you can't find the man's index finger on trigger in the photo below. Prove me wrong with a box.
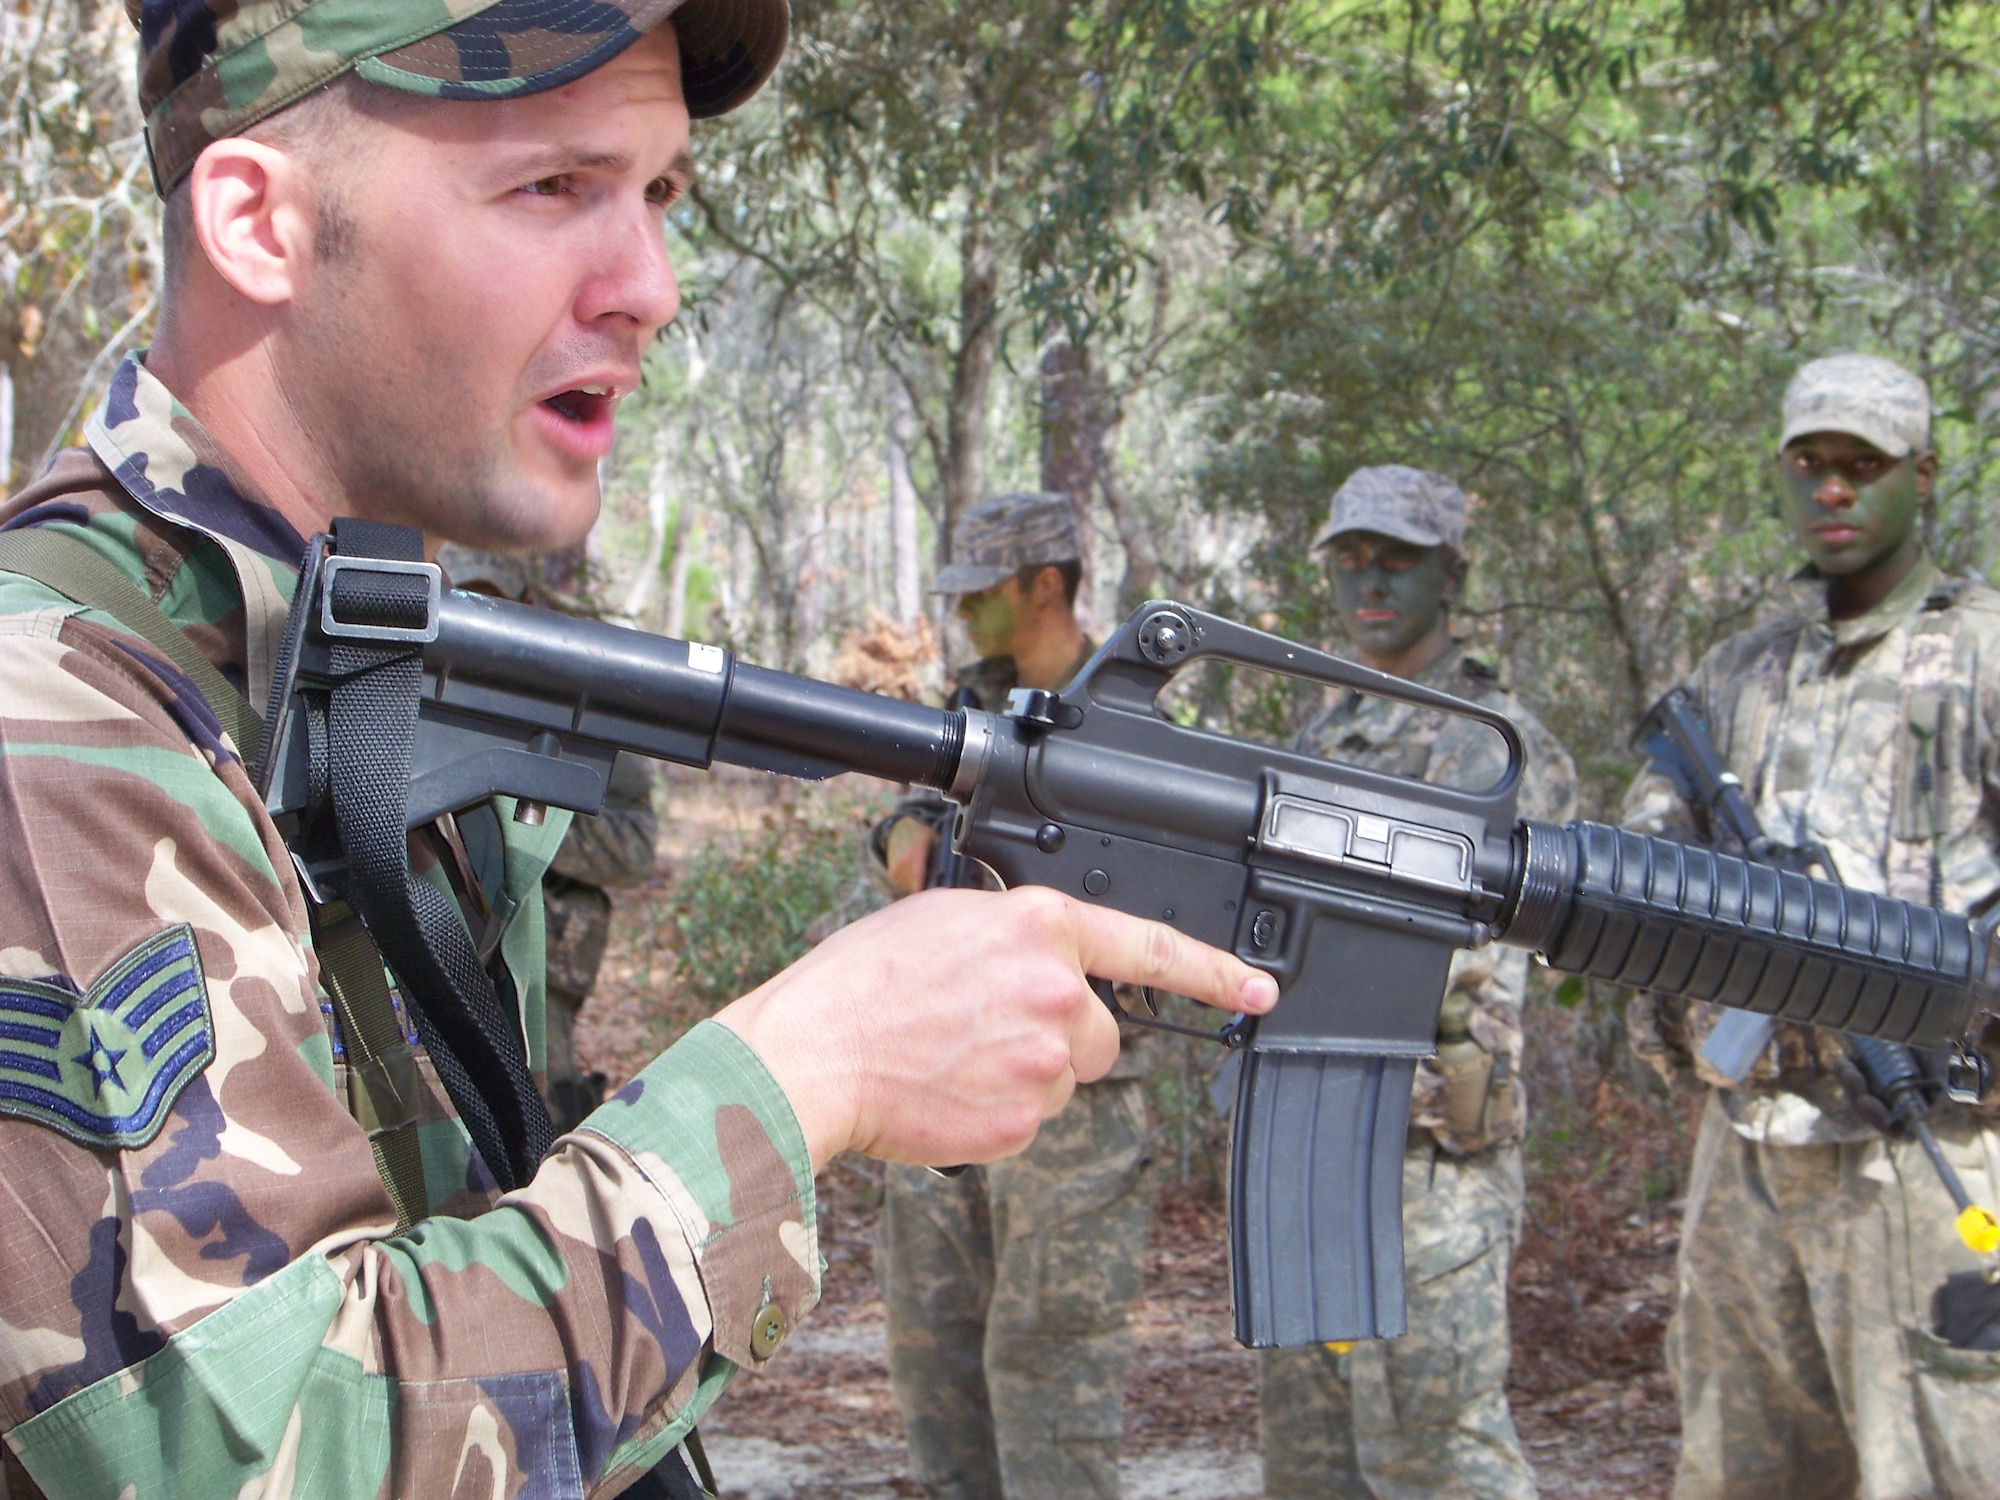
[1068,903,1276,1014]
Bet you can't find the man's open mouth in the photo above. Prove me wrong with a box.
[542,385,618,424]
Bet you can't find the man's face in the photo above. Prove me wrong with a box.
[955,576,1030,660]
[279,25,690,552]
[1325,531,1457,659]
[1777,431,1928,577]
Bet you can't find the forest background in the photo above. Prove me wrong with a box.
[8,2,1998,1487]
[10,0,1997,806]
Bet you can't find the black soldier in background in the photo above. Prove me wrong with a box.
[1622,354,2000,1499]
[438,545,660,1133]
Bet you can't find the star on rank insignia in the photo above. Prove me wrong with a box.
[0,923,215,1149]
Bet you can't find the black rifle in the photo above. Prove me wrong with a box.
[1635,687,2000,1291]
[923,686,982,892]
[1634,687,1843,1080]
[258,527,1997,1348]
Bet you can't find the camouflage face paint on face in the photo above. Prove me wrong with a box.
[955,577,1029,661]
[1325,532,1457,666]
[1778,432,1925,581]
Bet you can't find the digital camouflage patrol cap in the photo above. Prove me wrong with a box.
[132,0,791,195]
[1310,465,1468,555]
[1781,353,1931,459]
[932,492,1082,596]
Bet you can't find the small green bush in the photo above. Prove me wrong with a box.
[668,805,876,1007]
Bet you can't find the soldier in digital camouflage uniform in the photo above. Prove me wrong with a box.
[1260,466,1578,1500]
[437,546,660,1134]
[866,492,1155,1500]
[0,10,1282,1500]
[1623,354,2000,1500]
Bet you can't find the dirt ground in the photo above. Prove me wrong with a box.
[574,767,1694,1499]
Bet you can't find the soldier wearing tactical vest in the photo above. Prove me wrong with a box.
[1259,466,1577,1500]
[1622,354,2000,1500]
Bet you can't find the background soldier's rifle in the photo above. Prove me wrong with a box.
[1635,687,2000,1315]
[259,524,1998,1349]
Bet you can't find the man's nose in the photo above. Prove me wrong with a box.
[576,203,681,332]
[1814,472,1856,510]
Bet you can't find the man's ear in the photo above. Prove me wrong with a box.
[1915,447,1939,499]
[186,138,319,308]
[1032,564,1065,608]
[1443,548,1469,603]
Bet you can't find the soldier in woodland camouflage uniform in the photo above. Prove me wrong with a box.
[1623,355,2000,1500]
[437,547,660,1134]
[1260,466,1577,1500]
[0,11,1283,1500]
[867,493,1156,1500]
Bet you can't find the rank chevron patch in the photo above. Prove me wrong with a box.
[0,923,215,1150]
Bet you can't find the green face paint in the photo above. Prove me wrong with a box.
[1325,532,1456,664]
[955,579,1027,660]
[1778,432,1924,580]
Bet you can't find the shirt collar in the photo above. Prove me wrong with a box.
[85,354,308,570]
[1787,554,1943,652]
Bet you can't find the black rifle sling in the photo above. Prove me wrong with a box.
[0,526,435,1219]
[321,519,554,1191]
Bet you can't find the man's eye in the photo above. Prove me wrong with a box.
[646,176,687,208]
[522,176,569,198]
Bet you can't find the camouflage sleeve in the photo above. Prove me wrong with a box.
[0,591,817,1500]
[547,751,659,888]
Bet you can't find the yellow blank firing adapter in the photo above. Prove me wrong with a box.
[1957,1205,2000,1258]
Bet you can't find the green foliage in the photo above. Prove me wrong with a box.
[1193,0,2000,812]
[667,805,872,1007]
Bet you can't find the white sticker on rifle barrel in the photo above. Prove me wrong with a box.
[688,642,725,674]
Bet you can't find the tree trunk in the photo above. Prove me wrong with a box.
[1094,421,1160,610]
[888,388,922,622]
[619,427,674,622]
[943,218,999,561]
[663,490,695,640]
[1040,336,1097,617]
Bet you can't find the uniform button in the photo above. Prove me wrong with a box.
[749,1302,788,1360]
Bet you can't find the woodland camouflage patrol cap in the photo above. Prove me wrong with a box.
[132,0,791,196]
[932,492,1083,596]
[1311,465,1469,555]
[1781,354,1932,459]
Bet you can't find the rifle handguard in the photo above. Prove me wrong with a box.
[1504,821,1983,1050]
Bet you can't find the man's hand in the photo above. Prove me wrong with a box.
[884,815,939,895]
[714,887,1278,1170]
